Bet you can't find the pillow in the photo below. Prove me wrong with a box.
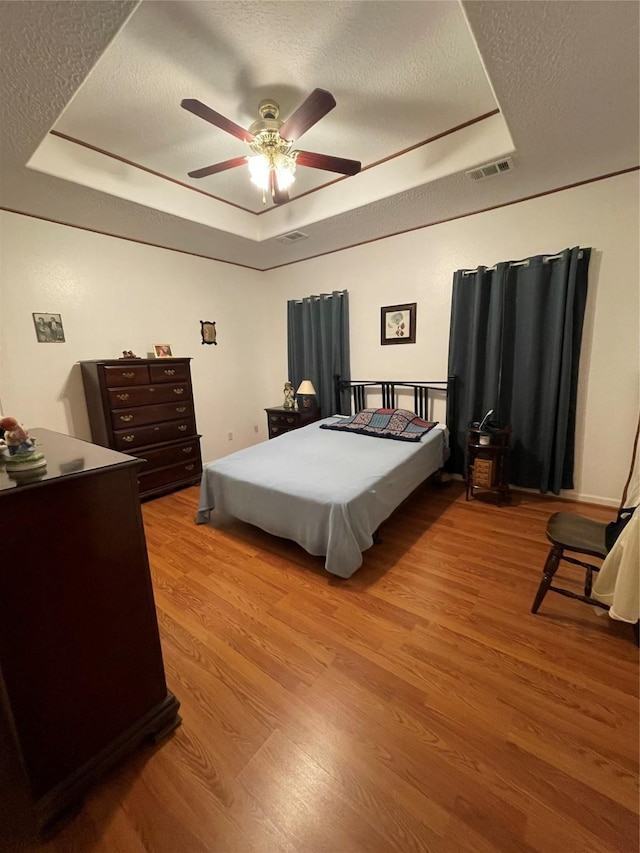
[321,408,438,442]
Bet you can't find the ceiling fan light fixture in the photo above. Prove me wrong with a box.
[182,90,358,205]
[247,151,296,192]
[248,154,270,189]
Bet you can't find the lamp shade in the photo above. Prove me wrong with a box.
[296,380,316,396]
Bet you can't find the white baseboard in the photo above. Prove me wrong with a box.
[447,474,618,508]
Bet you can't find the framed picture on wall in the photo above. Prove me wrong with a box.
[153,344,173,358]
[380,303,416,345]
[33,313,65,343]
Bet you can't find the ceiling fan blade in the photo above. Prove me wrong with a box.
[181,98,254,143]
[279,89,336,141]
[296,150,361,176]
[187,156,247,179]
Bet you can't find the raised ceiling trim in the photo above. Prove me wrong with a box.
[48,110,501,216]
[264,166,640,270]
[0,207,258,270]
[259,108,501,212]
[49,130,253,214]
[3,167,635,272]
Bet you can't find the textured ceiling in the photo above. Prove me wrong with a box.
[0,0,638,270]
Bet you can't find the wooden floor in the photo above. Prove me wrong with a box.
[21,482,640,851]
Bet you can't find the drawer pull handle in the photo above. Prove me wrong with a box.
[286,418,295,424]
[175,406,187,413]
[164,369,176,376]
[270,416,278,422]
[173,388,184,395]
[178,425,187,431]
[122,435,135,443]
[185,464,195,471]
[149,387,155,392]
[119,414,133,422]
[122,372,134,379]
[182,446,193,454]
[270,426,278,433]
[116,393,130,401]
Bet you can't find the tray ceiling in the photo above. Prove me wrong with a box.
[0,0,638,270]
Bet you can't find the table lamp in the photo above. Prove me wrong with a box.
[296,380,317,409]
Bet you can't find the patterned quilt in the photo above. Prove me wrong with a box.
[320,408,438,442]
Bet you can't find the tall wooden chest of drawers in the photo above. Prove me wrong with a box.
[80,358,202,500]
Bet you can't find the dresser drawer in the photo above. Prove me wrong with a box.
[268,412,298,428]
[149,362,190,383]
[473,458,495,486]
[113,418,196,451]
[107,383,190,408]
[136,438,201,473]
[103,364,150,387]
[138,459,202,494]
[269,424,290,438]
[111,401,194,429]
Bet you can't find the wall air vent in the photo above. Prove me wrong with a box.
[276,230,309,244]
[466,157,514,181]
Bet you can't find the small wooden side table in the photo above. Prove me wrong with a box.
[265,406,321,439]
[466,425,511,504]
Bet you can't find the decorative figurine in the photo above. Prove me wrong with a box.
[283,380,295,410]
[0,417,47,471]
[120,350,141,359]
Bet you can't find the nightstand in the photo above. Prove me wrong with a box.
[466,425,511,504]
[265,406,321,439]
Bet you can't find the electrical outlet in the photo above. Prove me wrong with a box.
[228,432,233,441]
[254,425,259,433]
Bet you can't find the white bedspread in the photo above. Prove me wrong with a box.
[196,417,447,578]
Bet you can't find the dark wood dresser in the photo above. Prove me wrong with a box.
[80,357,202,499]
[0,429,180,839]
[265,405,321,438]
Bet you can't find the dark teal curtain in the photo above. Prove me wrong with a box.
[287,290,351,418]
[447,247,590,494]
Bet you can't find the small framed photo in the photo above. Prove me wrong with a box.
[380,303,416,345]
[153,344,173,358]
[200,320,217,345]
[33,313,65,343]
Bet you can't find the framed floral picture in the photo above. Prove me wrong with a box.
[153,344,173,358]
[380,303,416,345]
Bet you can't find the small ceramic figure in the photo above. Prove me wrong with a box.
[283,381,295,410]
[0,416,47,470]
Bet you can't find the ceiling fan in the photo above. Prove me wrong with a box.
[181,88,361,205]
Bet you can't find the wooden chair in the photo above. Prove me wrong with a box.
[531,511,609,614]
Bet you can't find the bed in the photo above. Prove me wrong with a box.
[196,379,454,578]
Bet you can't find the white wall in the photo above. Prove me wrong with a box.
[0,214,274,464]
[263,172,640,506]
[2,172,637,504]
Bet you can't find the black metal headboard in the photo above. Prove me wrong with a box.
[334,376,456,425]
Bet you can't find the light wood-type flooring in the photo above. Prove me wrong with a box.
[19,482,640,851]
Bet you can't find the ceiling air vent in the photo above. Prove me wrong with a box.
[276,230,309,244]
[466,157,514,181]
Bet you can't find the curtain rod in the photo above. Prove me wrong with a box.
[292,292,345,303]
[462,250,583,276]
